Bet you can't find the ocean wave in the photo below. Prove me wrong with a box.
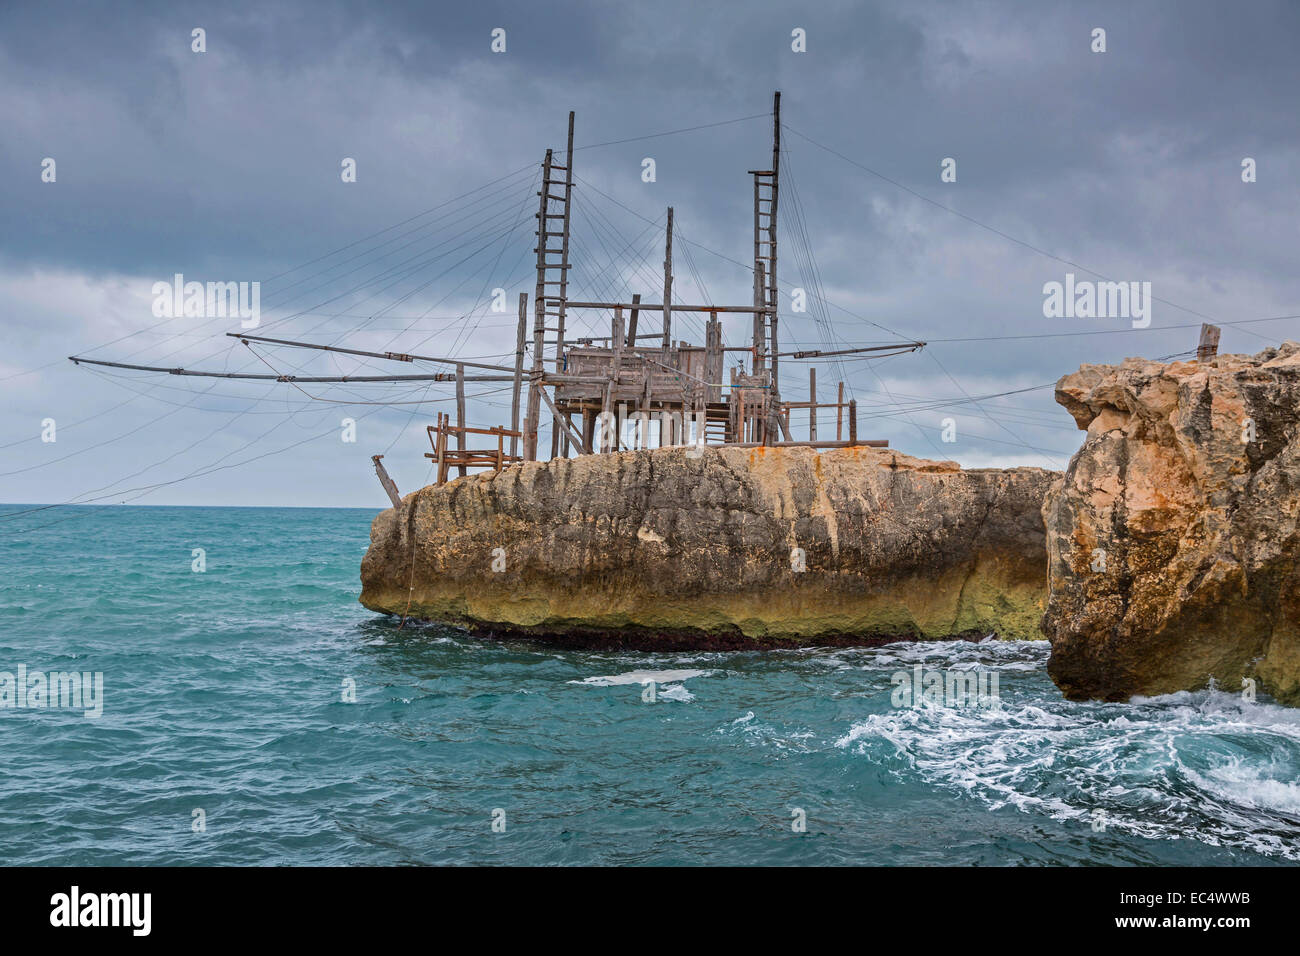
[835,687,1300,860]
[570,669,708,687]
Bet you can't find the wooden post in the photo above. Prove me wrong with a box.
[809,367,817,441]
[848,399,857,446]
[711,312,721,401]
[836,382,844,441]
[627,292,641,345]
[1197,323,1221,362]
[612,306,624,372]
[640,371,652,450]
[510,293,526,461]
[455,363,467,477]
[600,383,613,453]
[662,207,673,350]
[371,455,402,509]
[436,413,448,484]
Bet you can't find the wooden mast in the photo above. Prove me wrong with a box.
[662,207,674,351]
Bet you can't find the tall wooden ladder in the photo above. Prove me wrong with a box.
[534,112,575,458]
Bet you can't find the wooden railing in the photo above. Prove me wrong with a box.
[425,414,523,484]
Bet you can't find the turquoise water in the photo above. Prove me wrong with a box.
[1,504,1297,865]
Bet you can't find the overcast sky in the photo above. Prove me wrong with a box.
[3,0,1298,511]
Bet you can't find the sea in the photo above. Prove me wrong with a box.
[2,504,1297,866]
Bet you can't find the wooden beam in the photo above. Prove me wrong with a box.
[627,292,640,344]
[563,301,775,314]
[538,383,592,454]
[225,332,517,373]
[510,293,526,460]
[716,439,888,449]
[67,356,507,382]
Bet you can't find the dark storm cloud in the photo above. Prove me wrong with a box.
[1,0,1298,505]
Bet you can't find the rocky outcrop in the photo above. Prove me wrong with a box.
[1043,342,1300,705]
[360,444,1055,647]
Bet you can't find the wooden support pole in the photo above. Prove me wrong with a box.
[848,399,857,445]
[600,383,614,452]
[640,371,652,450]
[455,363,467,477]
[510,293,526,461]
[769,92,780,402]
[612,306,624,372]
[662,207,673,350]
[1197,323,1221,362]
[627,292,640,344]
[836,382,844,441]
[539,383,592,454]
[525,149,553,462]
[809,367,817,441]
[436,413,448,484]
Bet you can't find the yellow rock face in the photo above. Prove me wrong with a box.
[360,444,1055,648]
[1044,342,1300,705]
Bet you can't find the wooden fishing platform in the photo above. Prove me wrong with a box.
[69,92,921,501]
[426,91,917,486]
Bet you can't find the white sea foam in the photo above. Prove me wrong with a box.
[657,684,695,702]
[571,669,707,687]
[835,682,1300,860]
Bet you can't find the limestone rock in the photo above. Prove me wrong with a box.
[360,444,1055,647]
[1043,342,1300,704]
